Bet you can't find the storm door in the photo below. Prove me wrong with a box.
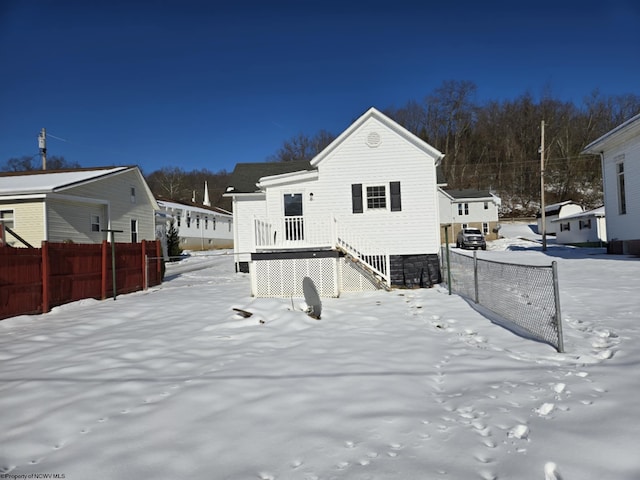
[284,193,304,241]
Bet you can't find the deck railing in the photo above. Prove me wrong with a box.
[254,216,334,249]
[253,216,390,286]
[335,220,390,285]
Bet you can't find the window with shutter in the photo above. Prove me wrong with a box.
[390,181,401,211]
[352,184,363,214]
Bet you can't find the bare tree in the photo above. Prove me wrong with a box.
[146,167,189,200]
[269,129,336,163]
[1,155,80,171]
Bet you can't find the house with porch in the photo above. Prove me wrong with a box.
[224,107,445,297]
[582,112,640,255]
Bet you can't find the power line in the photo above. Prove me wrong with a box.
[46,133,70,142]
[442,154,600,168]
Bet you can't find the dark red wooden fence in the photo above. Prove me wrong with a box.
[0,240,163,320]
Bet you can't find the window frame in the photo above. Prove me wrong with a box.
[91,214,101,232]
[130,219,138,243]
[458,203,469,216]
[617,160,626,215]
[0,209,15,230]
[366,185,387,210]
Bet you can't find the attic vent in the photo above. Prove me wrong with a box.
[366,131,381,148]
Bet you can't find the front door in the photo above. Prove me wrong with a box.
[284,193,304,241]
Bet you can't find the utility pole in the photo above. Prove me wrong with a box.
[38,128,47,170]
[540,120,547,252]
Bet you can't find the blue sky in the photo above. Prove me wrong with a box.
[1,0,639,175]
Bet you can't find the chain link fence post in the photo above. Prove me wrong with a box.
[473,250,479,304]
[552,261,564,353]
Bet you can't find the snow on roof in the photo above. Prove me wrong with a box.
[0,167,129,195]
[550,206,605,222]
[157,199,232,216]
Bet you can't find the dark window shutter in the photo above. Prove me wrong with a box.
[390,181,401,211]
[352,184,363,214]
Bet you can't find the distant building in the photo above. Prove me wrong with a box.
[438,188,501,242]
[536,200,583,236]
[156,192,233,251]
[552,206,606,246]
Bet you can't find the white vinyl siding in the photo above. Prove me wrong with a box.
[47,199,107,243]
[64,169,156,242]
[602,139,640,241]
[233,195,267,263]
[266,116,441,254]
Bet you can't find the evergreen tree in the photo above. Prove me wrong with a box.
[166,219,182,260]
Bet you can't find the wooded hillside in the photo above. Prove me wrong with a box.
[5,81,638,217]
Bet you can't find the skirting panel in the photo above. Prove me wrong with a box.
[252,257,339,297]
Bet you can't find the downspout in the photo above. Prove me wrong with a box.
[232,196,239,272]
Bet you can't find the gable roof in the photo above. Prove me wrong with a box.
[550,206,605,222]
[0,166,131,195]
[225,161,313,194]
[582,112,640,154]
[0,166,159,210]
[310,107,445,168]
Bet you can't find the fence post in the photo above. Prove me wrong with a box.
[141,240,147,290]
[156,240,162,283]
[444,225,452,295]
[41,241,50,313]
[101,240,108,299]
[473,250,479,303]
[552,261,564,353]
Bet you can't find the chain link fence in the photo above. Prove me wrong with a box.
[441,248,564,352]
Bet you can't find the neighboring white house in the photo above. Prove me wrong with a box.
[156,198,233,251]
[536,200,583,235]
[552,206,606,246]
[0,166,158,247]
[225,107,445,297]
[582,112,640,255]
[438,188,501,242]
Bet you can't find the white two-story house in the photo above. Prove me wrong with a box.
[438,188,501,242]
[225,107,445,298]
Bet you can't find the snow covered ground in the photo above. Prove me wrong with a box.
[1,221,639,480]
